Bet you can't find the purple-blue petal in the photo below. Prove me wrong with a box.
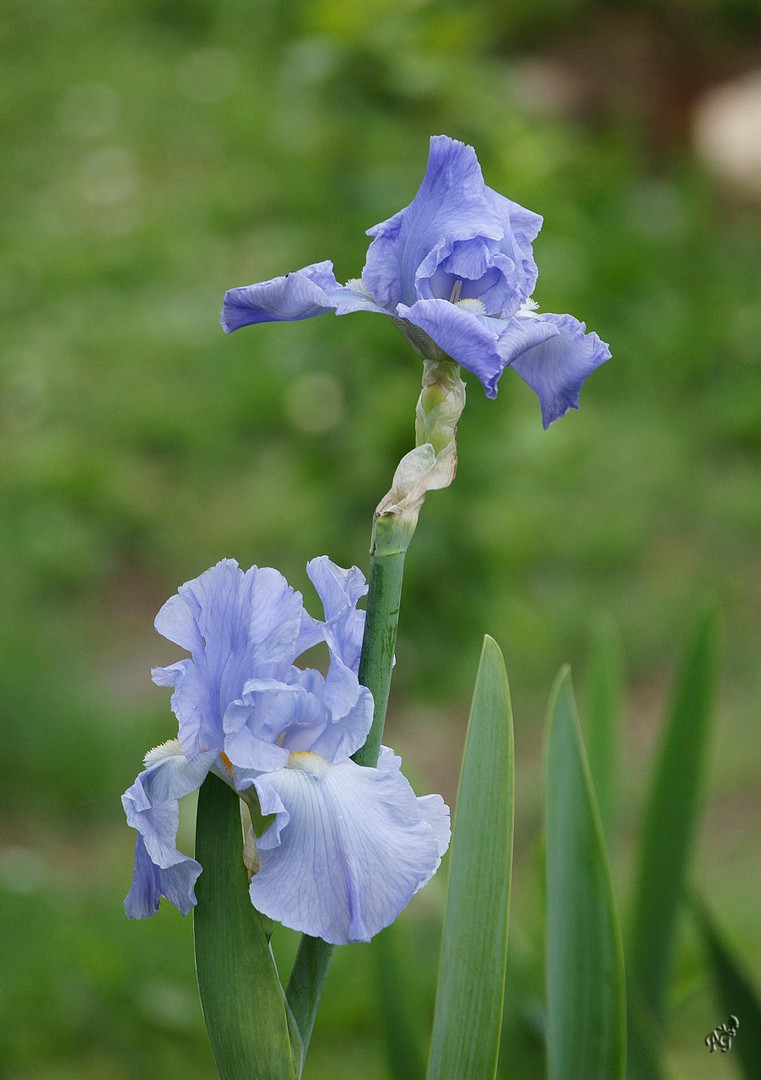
[221,261,341,331]
[250,752,449,944]
[507,312,612,428]
[398,298,558,398]
[361,136,541,315]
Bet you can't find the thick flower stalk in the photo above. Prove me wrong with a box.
[122,557,449,945]
[221,134,610,429]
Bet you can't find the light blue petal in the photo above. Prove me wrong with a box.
[125,834,201,918]
[220,261,341,330]
[230,665,372,766]
[305,556,368,674]
[375,747,451,858]
[333,283,388,317]
[249,753,449,944]
[224,678,323,768]
[398,298,558,398]
[154,561,306,758]
[122,751,214,868]
[508,312,612,428]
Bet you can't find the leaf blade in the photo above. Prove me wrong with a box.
[194,772,299,1080]
[426,635,515,1080]
[545,667,627,1080]
[627,611,718,1051]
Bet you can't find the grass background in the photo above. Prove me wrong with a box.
[1,0,760,1076]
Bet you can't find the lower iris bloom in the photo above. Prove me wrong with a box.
[221,134,610,428]
[122,557,449,945]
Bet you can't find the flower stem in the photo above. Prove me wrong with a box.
[285,545,407,1051]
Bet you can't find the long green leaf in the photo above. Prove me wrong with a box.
[545,667,626,1080]
[627,610,718,1076]
[194,772,300,1080]
[584,617,624,848]
[690,894,761,1078]
[426,635,514,1080]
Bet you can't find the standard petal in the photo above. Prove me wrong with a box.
[221,261,341,331]
[507,312,611,428]
[361,136,541,318]
[398,298,558,398]
[362,136,505,310]
[154,560,306,758]
[249,753,449,944]
[125,834,201,918]
[305,556,368,673]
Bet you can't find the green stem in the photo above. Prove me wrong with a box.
[353,548,407,767]
[285,545,408,1051]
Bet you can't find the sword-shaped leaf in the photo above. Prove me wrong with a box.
[427,635,514,1080]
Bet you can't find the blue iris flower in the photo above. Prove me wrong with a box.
[222,135,610,428]
[123,557,449,945]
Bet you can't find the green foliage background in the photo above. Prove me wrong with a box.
[1,0,760,1076]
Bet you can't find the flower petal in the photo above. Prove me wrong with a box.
[153,560,306,758]
[305,556,368,674]
[125,834,202,918]
[122,750,215,868]
[398,298,558,398]
[122,749,215,918]
[221,261,341,331]
[361,136,541,314]
[507,312,612,428]
[250,753,449,944]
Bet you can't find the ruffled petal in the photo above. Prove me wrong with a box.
[361,136,541,315]
[221,261,341,331]
[249,752,449,944]
[363,136,504,310]
[398,298,558,398]
[153,560,306,758]
[125,834,201,918]
[305,556,367,674]
[507,312,612,428]
[122,749,215,918]
[122,750,215,868]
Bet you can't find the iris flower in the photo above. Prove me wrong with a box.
[122,557,449,945]
[222,134,610,427]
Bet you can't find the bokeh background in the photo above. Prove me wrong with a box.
[2,0,761,1077]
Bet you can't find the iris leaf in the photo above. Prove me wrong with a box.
[545,667,626,1080]
[426,635,514,1080]
[627,611,718,1076]
[194,772,300,1080]
[584,617,624,849]
[690,893,761,1078]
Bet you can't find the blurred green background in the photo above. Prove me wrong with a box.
[2,0,760,1076]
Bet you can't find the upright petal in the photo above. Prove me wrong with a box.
[153,560,306,758]
[361,136,541,315]
[363,136,503,310]
[221,261,341,331]
[250,752,449,944]
[304,556,368,674]
[507,312,611,428]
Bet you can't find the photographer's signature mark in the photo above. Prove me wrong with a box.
[705,1014,738,1053]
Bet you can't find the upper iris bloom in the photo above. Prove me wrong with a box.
[221,134,610,428]
[122,557,449,945]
